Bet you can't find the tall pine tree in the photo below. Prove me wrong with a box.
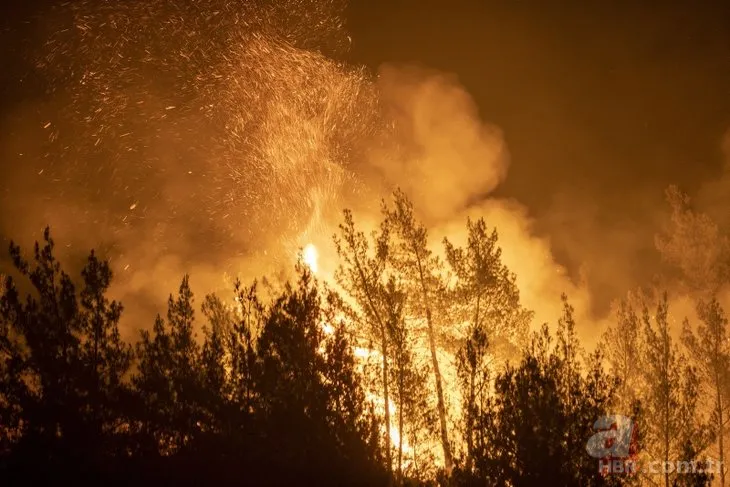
[682,298,730,487]
[385,189,454,471]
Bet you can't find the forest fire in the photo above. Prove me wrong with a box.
[302,243,319,274]
[1,0,729,486]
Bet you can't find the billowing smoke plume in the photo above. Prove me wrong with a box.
[1,0,726,345]
[359,65,604,340]
[697,128,730,229]
[369,66,509,223]
[0,0,611,343]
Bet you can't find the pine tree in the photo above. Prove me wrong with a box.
[0,229,87,484]
[682,298,730,487]
[642,295,681,487]
[655,185,730,296]
[321,290,382,482]
[227,280,262,426]
[1,230,394,486]
[200,295,231,401]
[601,295,644,414]
[0,229,133,481]
[334,208,395,477]
[78,251,132,447]
[555,296,619,484]
[255,264,382,485]
[0,272,16,458]
[381,275,430,481]
[454,317,491,476]
[444,217,532,363]
[256,264,329,479]
[133,276,202,455]
[199,294,229,438]
[641,293,711,487]
[444,216,532,473]
[481,298,617,487]
[384,189,454,471]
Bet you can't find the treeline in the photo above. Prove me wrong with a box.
[0,188,729,486]
[0,231,383,486]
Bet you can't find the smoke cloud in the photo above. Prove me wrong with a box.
[1,0,728,347]
[697,128,730,228]
[369,66,509,223]
[358,65,606,342]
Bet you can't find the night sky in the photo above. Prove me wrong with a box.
[1,0,729,314]
[347,0,730,306]
[349,1,729,195]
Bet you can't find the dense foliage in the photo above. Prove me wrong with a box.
[1,189,727,486]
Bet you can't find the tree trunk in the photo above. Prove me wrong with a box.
[92,310,101,439]
[414,252,453,471]
[715,371,725,487]
[466,368,475,472]
[381,325,392,478]
[426,312,453,471]
[412,429,419,481]
[351,252,393,481]
[398,371,404,482]
[466,295,481,472]
[717,370,725,487]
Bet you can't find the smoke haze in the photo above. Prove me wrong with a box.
[1,0,729,344]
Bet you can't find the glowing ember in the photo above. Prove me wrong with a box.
[303,243,319,273]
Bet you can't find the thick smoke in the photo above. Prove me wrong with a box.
[359,65,604,341]
[1,0,727,346]
[0,0,623,343]
[697,128,730,228]
[369,66,509,223]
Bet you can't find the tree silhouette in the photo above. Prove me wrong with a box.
[0,228,132,483]
[444,217,532,364]
[384,189,454,472]
[681,298,729,487]
[132,276,203,457]
[444,216,532,474]
[454,318,492,479]
[479,298,618,487]
[656,186,730,296]
[255,264,383,485]
[639,293,712,487]
[334,207,395,478]
[601,295,644,414]
[1,215,688,486]
[381,274,430,481]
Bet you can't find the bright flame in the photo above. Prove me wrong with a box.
[389,426,413,456]
[367,392,414,456]
[303,243,319,273]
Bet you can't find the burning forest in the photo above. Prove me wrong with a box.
[1,0,730,486]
